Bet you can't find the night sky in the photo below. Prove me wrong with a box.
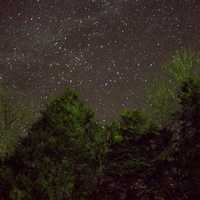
[0,0,200,121]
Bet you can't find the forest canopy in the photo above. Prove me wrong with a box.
[1,50,200,199]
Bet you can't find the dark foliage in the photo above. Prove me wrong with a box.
[0,88,103,200]
[1,51,200,199]
[92,78,200,200]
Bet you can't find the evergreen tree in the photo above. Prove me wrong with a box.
[2,88,103,200]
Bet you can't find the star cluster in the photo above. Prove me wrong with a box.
[0,0,200,120]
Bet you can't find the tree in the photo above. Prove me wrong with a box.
[0,85,33,160]
[169,78,200,198]
[146,49,200,127]
[3,88,103,200]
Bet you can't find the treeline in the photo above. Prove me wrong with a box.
[0,50,200,199]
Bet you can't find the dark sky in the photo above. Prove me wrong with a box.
[0,0,200,121]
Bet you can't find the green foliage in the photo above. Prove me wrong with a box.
[146,49,200,126]
[1,50,200,199]
[113,134,123,144]
[0,85,34,160]
[164,49,200,84]
[103,109,155,179]
[1,87,104,200]
[146,80,180,126]
[119,109,150,135]
[44,88,94,130]
[178,77,200,105]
